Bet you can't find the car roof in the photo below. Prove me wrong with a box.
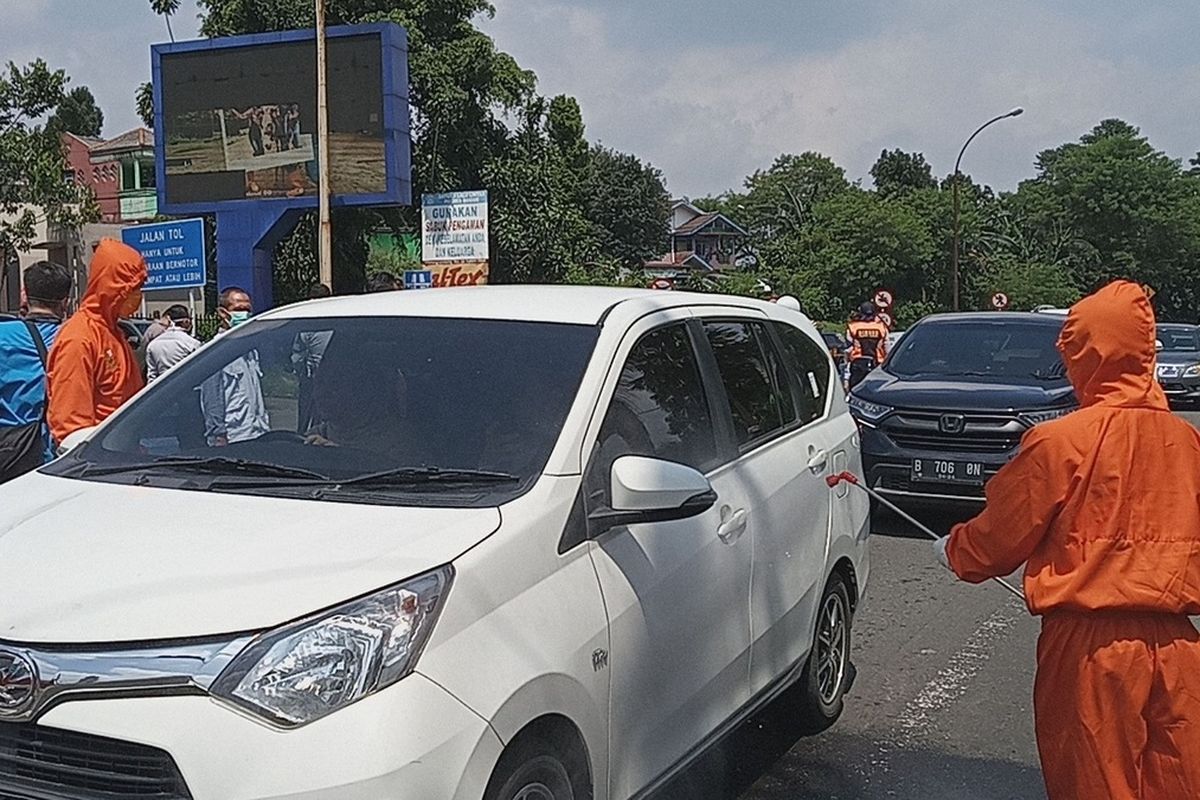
[918,311,1064,325]
[262,285,790,326]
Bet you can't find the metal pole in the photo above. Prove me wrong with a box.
[951,107,1023,312]
[315,0,333,290]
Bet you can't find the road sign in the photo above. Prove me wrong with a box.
[403,269,433,290]
[1143,284,1156,300]
[120,218,206,291]
[874,289,894,308]
[878,311,894,329]
[992,292,1010,310]
[421,190,489,263]
[649,277,674,290]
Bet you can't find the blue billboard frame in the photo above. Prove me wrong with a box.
[151,22,411,216]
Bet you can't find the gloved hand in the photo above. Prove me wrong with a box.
[932,536,952,572]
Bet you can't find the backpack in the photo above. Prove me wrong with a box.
[0,321,51,483]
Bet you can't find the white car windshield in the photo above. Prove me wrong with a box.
[48,316,600,506]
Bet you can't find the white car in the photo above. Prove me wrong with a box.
[0,286,870,800]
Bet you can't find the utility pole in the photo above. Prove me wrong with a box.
[951,107,1023,311]
[316,0,333,290]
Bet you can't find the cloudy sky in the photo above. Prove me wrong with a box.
[5,1,1200,198]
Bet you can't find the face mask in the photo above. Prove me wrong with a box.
[119,290,143,318]
[228,310,251,327]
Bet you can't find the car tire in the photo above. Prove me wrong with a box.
[791,575,854,734]
[484,735,591,800]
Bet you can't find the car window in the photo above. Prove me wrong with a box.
[49,317,600,507]
[591,324,720,484]
[774,322,832,424]
[1157,326,1200,352]
[887,319,1066,383]
[756,325,798,427]
[704,321,785,447]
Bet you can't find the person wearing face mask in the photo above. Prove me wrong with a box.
[199,287,269,446]
[46,239,147,445]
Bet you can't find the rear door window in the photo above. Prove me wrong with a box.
[773,322,832,424]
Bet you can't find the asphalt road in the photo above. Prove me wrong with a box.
[652,410,1200,800]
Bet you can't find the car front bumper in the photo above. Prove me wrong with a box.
[858,423,1018,505]
[18,672,501,800]
[1157,373,1200,400]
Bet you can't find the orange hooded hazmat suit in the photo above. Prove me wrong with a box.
[945,280,1200,799]
[46,239,147,443]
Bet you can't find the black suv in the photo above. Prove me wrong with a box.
[848,313,1075,506]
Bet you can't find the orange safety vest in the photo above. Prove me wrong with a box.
[847,319,889,362]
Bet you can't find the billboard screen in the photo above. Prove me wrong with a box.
[154,23,410,213]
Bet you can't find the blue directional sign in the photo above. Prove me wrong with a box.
[403,269,433,290]
[121,218,207,291]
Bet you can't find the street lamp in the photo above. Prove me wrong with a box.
[951,107,1023,311]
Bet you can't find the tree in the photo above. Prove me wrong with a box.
[149,0,181,41]
[870,149,935,199]
[581,145,669,269]
[135,82,154,128]
[46,86,104,137]
[741,152,849,239]
[0,60,97,259]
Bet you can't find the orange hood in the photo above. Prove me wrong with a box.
[1057,280,1167,410]
[82,239,147,324]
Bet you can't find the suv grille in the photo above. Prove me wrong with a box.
[0,723,191,799]
[881,411,1025,454]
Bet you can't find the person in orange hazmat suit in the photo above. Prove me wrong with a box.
[934,280,1200,800]
[46,239,147,444]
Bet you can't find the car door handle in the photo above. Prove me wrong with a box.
[807,447,829,472]
[717,508,748,544]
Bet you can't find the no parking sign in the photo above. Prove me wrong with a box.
[992,292,1010,311]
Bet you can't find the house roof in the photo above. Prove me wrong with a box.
[62,132,104,148]
[90,127,154,155]
[672,211,749,238]
[644,251,716,271]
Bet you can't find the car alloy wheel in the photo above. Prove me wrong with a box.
[815,590,849,705]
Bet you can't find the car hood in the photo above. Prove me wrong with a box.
[857,370,1075,411]
[1156,351,1200,366]
[0,474,501,644]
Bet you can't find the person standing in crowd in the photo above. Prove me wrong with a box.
[143,311,169,346]
[200,287,268,446]
[366,271,400,293]
[937,282,1200,799]
[292,283,333,432]
[46,240,146,445]
[846,301,889,389]
[0,261,72,482]
[145,304,200,381]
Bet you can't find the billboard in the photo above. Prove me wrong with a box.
[421,190,489,262]
[153,23,411,215]
[121,218,207,291]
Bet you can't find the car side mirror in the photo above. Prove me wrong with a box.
[588,455,717,533]
[57,425,98,456]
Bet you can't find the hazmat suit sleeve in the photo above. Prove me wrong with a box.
[945,426,1066,584]
[46,334,99,443]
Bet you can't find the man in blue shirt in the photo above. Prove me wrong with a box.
[0,261,72,482]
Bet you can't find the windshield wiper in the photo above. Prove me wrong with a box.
[78,456,329,481]
[327,466,520,488]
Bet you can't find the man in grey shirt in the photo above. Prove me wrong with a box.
[146,305,200,381]
[200,288,269,445]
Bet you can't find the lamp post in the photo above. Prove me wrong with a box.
[951,107,1023,311]
[316,0,333,290]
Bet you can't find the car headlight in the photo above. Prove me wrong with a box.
[1020,407,1077,426]
[1184,363,1200,378]
[211,566,452,728]
[847,394,894,424]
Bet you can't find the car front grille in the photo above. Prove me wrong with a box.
[880,411,1024,454]
[0,723,191,799]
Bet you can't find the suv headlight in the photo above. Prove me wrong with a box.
[211,566,452,728]
[848,394,894,424]
[1020,407,1077,426]
[1184,363,1200,378]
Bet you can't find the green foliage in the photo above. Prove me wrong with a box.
[870,149,936,199]
[135,82,154,128]
[0,60,98,256]
[582,145,669,269]
[46,86,103,137]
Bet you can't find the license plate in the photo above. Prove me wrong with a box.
[911,458,985,485]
